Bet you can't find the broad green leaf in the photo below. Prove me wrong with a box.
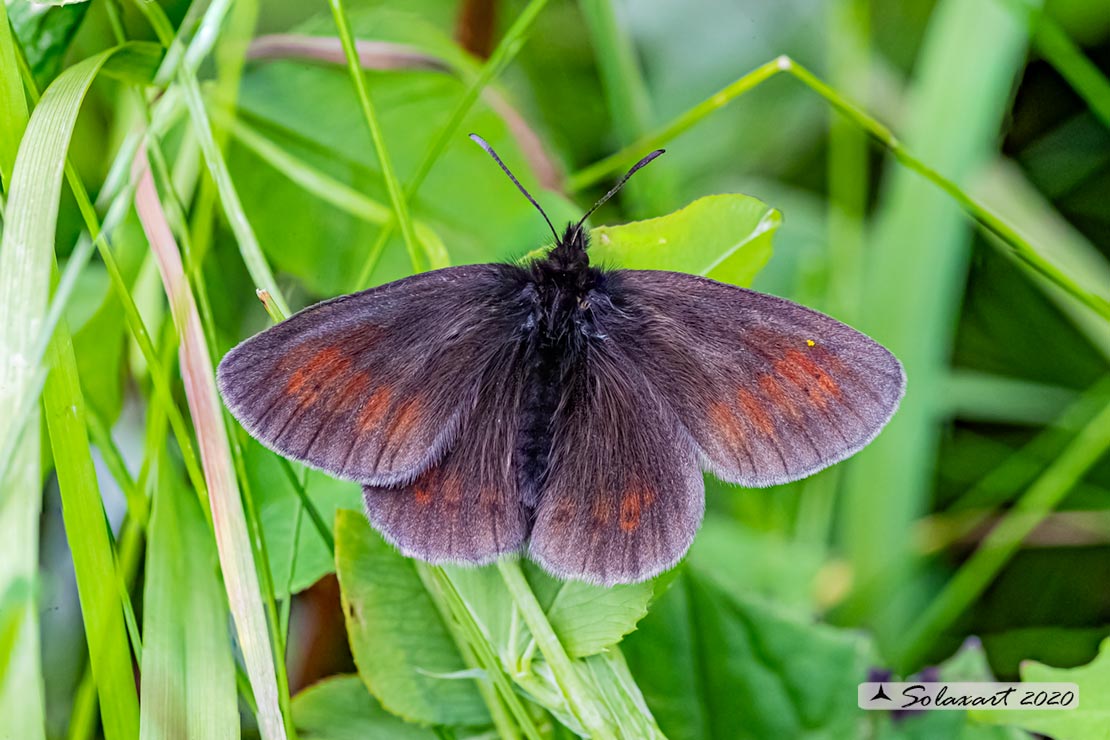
[971,636,1110,740]
[623,570,875,740]
[248,440,359,596]
[293,675,437,740]
[589,193,779,285]
[334,509,489,726]
[443,561,655,661]
[141,462,238,740]
[229,8,577,298]
[685,515,824,615]
[524,562,655,659]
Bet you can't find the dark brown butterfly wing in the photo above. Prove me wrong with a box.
[528,340,704,586]
[600,270,905,487]
[361,348,528,563]
[217,264,531,486]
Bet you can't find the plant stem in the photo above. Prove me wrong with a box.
[325,0,422,272]
[497,559,616,739]
[578,0,671,216]
[353,0,550,288]
[567,55,1110,323]
[418,565,544,740]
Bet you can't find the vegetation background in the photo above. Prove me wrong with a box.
[1,0,1109,738]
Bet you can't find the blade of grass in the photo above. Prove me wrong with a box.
[178,72,290,316]
[3,38,212,514]
[352,0,550,288]
[0,44,157,740]
[897,382,1110,670]
[141,451,238,740]
[579,0,672,215]
[992,0,1110,129]
[143,92,299,737]
[134,156,288,740]
[0,0,28,190]
[43,308,139,740]
[325,0,421,272]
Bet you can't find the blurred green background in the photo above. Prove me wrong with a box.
[5,0,1110,738]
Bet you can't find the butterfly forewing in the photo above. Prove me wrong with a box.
[217,265,531,486]
[362,349,529,563]
[600,270,905,488]
[529,341,704,586]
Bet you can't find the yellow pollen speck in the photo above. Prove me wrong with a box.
[806,339,816,347]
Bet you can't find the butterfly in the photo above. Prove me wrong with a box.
[217,134,905,586]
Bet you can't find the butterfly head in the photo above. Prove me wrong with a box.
[468,132,664,264]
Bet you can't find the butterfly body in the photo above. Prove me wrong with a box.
[218,140,905,585]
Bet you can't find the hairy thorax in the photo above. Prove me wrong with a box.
[514,224,607,509]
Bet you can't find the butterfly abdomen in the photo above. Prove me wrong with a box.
[515,241,600,511]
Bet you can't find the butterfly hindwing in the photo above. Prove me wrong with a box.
[600,270,906,487]
[362,349,529,563]
[529,339,704,586]
[217,265,531,486]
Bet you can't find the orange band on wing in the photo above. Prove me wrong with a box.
[358,386,393,432]
[285,346,351,405]
[774,350,841,408]
[738,388,776,438]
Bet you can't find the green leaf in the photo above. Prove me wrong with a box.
[293,675,438,740]
[589,193,779,285]
[623,569,875,740]
[971,636,1110,740]
[442,560,655,661]
[7,0,91,84]
[230,9,576,297]
[141,461,238,740]
[334,509,489,726]
[524,562,655,659]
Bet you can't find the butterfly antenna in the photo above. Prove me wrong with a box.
[469,133,559,243]
[576,149,665,229]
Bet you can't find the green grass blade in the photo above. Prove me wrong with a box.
[134,157,288,740]
[579,0,672,215]
[839,0,1039,650]
[43,314,139,740]
[0,44,152,740]
[565,53,1110,321]
[897,383,1110,670]
[0,0,28,189]
[179,71,290,317]
[325,0,421,271]
[141,454,238,740]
